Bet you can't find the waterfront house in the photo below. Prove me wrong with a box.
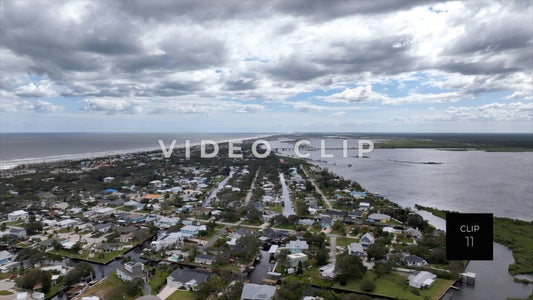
[286,240,309,253]
[7,210,28,221]
[404,255,427,267]
[319,263,336,280]
[117,262,147,282]
[194,254,215,265]
[167,268,209,291]
[324,210,346,220]
[240,283,276,300]
[287,252,308,267]
[360,233,375,248]
[366,213,391,223]
[319,217,333,228]
[347,242,365,258]
[407,271,436,289]
[151,232,184,251]
[348,210,363,220]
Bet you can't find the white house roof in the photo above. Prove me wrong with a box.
[368,213,390,220]
[8,210,27,216]
[408,271,436,286]
[240,283,276,300]
[0,251,13,261]
[287,240,309,250]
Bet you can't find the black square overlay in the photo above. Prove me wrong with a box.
[446,213,493,260]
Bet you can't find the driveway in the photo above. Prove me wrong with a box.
[157,284,178,300]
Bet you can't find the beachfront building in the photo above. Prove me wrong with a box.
[366,213,391,223]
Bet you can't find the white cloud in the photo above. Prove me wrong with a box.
[506,91,533,100]
[0,99,64,113]
[324,85,387,103]
[329,111,346,117]
[15,80,60,98]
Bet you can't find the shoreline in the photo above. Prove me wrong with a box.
[0,133,277,170]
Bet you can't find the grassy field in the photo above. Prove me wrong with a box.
[332,271,454,300]
[336,237,360,247]
[416,205,533,276]
[167,290,196,300]
[78,273,136,300]
[270,204,282,214]
[51,247,133,264]
[374,137,533,152]
[149,268,172,294]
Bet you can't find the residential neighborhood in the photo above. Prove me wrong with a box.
[0,142,464,300]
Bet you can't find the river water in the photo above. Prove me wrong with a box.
[271,138,533,300]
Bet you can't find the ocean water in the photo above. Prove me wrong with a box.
[0,132,270,168]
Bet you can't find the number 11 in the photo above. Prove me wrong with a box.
[465,236,474,247]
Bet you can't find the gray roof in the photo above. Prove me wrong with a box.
[169,268,209,284]
[241,283,276,300]
[367,213,390,220]
[405,255,426,264]
[348,242,364,253]
[195,254,215,260]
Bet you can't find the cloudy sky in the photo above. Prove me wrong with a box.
[1,0,532,133]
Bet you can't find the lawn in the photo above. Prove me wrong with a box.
[78,273,136,300]
[333,271,454,300]
[269,204,282,214]
[149,268,172,294]
[167,290,196,300]
[0,291,13,295]
[51,246,133,264]
[336,237,360,247]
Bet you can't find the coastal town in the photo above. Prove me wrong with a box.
[0,140,491,300]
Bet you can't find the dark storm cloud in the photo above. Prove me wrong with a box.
[267,58,327,81]
[273,0,428,21]
[225,77,258,91]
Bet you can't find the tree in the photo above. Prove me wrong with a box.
[360,280,375,292]
[366,243,388,261]
[334,253,366,283]
[316,248,329,266]
[41,272,52,294]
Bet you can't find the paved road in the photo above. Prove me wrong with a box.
[329,235,337,263]
[302,167,332,210]
[244,167,261,205]
[203,170,235,207]
[279,172,295,216]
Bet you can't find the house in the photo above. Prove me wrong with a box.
[180,225,207,237]
[366,213,391,223]
[57,219,78,228]
[155,217,180,229]
[103,176,115,183]
[347,243,365,258]
[240,283,276,300]
[358,202,370,211]
[404,227,423,240]
[123,201,145,210]
[142,194,163,202]
[319,263,336,280]
[324,210,346,220]
[383,226,402,234]
[93,223,113,233]
[287,252,308,267]
[286,240,309,253]
[348,210,363,220]
[151,232,184,251]
[8,227,27,238]
[7,210,28,221]
[94,207,115,216]
[350,191,367,199]
[404,255,427,267]
[119,232,135,243]
[407,271,436,289]
[194,254,215,265]
[116,262,147,282]
[360,233,375,248]
[167,268,209,291]
[0,251,14,266]
[319,217,333,228]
